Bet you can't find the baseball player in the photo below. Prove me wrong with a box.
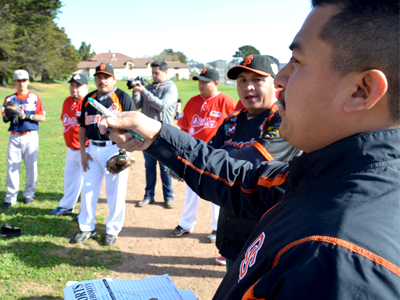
[209,55,302,269]
[1,70,46,209]
[76,64,134,245]
[170,68,236,242]
[50,74,89,216]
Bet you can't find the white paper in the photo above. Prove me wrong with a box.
[63,274,197,300]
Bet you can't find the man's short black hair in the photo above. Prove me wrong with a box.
[312,0,399,122]
[151,60,168,71]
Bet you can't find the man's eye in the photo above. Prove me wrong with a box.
[291,57,299,64]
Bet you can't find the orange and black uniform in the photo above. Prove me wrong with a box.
[146,124,400,300]
[78,88,134,139]
[209,105,301,264]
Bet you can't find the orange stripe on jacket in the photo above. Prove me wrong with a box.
[84,91,97,108]
[267,103,279,122]
[242,279,266,300]
[178,157,242,187]
[253,141,275,161]
[110,92,123,112]
[272,235,400,277]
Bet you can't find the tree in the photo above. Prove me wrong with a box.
[153,49,188,64]
[232,45,261,64]
[0,0,63,84]
[78,42,96,61]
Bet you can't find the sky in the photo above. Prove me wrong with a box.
[55,0,312,64]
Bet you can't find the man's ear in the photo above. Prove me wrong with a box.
[214,80,219,87]
[343,70,388,113]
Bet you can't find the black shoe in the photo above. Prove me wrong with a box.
[137,199,153,207]
[207,230,217,243]
[50,207,73,216]
[104,234,117,245]
[1,202,13,209]
[25,198,34,205]
[74,230,96,243]
[165,200,174,209]
[170,225,193,237]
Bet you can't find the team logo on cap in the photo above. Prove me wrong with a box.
[271,63,279,75]
[100,64,106,70]
[201,68,207,75]
[19,72,23,77]
[73,74,81,80]
[243,55,253,67]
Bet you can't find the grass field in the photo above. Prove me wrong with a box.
[0,79,237,299]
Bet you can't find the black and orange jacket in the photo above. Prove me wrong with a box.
[208,104,301,261]
[146,125,400,299]
[78,88,134,141]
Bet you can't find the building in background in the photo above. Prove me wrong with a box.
[77,53,189,81]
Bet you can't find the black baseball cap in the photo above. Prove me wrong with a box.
[94,63,114,77]
[193,68,219,82]
[68,73,88,85]
[227,55,280,79]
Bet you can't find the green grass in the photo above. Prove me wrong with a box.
[0,79,236,299]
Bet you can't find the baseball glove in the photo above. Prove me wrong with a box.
[106,150,135,174]
[0,224,23,238]
[4,101,23,122]
[167,168,184,182]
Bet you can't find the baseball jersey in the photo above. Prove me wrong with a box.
[2,92,45,132]
[61,96,88,150]
[178,92,236,142]
[78,88,134,140]
[209,104,302,261]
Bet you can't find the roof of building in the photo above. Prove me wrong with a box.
[77,52,189,69]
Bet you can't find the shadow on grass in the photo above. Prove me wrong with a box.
[0,239,225,278]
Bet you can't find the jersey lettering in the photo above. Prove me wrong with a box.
[85,112,102,126]
[188,114,219,136]
[239,232,265,282]
[62,114,78,132]
[224,137,256,149]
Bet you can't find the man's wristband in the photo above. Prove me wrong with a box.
[25,114,35,121]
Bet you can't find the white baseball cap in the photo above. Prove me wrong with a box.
[13,70,29,80]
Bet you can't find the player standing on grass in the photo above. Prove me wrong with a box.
[1,70,46,209]
[50,74,89,216]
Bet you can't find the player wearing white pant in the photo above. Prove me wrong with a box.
[179,185,220,232]
[170,68,236,241]
[51,74,89,216]
[2,70,46,209]
[76,63,134,246]
[79,142,129,235]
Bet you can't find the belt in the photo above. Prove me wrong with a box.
[11,131,31,135]
[91,140,116,147]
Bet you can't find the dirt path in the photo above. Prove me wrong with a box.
[99,122,225,299]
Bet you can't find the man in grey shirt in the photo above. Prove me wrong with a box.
[132,60,178,209]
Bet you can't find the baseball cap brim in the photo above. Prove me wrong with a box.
[227,65,272,80]
[94,71,114,77]
[193,75,214,81]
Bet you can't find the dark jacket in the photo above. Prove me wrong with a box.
[209,105,301,261]
[146,125,400,300]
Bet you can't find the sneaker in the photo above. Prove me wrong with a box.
[50,207,73,216]
[165,200,174,209]
[74,230,96,243]
[25,198,34,205]
[216,256,226,266]
[137,199,153,207]
[170,225,193,237]
[1,202,13,209]
[104,234,117,245]
[207,230,217,243]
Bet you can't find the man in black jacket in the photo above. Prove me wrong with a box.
[100,0,400,298]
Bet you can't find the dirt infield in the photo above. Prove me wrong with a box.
[98,122,225,299]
